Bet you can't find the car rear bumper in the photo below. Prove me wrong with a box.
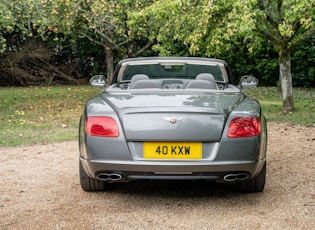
[80,157,266,182]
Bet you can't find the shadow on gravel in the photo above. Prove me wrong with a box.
[106,180,239,198]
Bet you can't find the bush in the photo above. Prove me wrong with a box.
[292,35,315,87]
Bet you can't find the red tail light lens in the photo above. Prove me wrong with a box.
[228,117,261,138]
[85,116,119,137]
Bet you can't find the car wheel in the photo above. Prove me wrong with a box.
[235,162,266,193]
[79,161,109,192]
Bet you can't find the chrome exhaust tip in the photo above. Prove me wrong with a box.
[223,173,250,182]
[97,173,124,181]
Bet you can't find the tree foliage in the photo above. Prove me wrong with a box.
[251,0,315,111]
[0,0,314,94]
[0,0,82,85]
[127,0,234,56]
[291,34,315,87]
[128,0,315,111]
[50,0,155,82]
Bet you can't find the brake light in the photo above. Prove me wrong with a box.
[228,117,261,138]
[85,116,119,137]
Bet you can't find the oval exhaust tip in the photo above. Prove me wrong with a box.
[97,173,123,181]
[109,173,123,181]
[223,173,249,182]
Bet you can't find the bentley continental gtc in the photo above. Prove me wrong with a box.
[79,57,267,193]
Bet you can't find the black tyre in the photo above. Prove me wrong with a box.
[235,162,266,193]
[79,161,108,192]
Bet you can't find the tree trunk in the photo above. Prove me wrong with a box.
[279,47,294,111]
[105,48,114,84]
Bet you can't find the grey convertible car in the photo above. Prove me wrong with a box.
[79,57,267,193]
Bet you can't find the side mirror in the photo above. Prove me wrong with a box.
[238,76,259,88]
[90,75,107,87]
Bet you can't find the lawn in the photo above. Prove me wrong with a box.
[246,87,315,126]
[0,85,314,147]
[0,85,101,147]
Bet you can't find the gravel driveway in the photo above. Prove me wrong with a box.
[0,122,314,229]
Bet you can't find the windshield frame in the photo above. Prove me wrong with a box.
[116,59,230,84]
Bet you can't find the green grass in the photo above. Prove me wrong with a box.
[0,86,314,147]
[246,87,315,126]
[0,85,101,147]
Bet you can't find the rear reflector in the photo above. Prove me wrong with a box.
[86,116,119,137]
[228,117,261,138]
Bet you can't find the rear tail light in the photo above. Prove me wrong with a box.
[228,117,261,138]
[85,116,119,137]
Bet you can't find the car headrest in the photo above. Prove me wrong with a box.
[128,74,150,88]
[185,79,217,90]
[196,73,216,87]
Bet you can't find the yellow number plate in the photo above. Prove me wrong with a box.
[143,142,202,159]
